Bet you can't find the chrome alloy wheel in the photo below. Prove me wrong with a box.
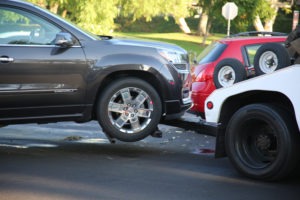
[108,87,153,134]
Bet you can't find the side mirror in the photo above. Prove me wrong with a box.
[54,32,75,48]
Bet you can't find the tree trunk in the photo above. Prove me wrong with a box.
[253,15,265,31]
[202,20,211,45]
[264,19,274,32]
[177,17,191,34]
[198,12,208,36]
[34,0,46,8]
[62,9,67,18]
[50,3,59,14]
[264,0,279,32]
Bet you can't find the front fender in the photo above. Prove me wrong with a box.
[85,54,178,106]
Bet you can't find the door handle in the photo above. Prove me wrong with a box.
[0,57,14,63]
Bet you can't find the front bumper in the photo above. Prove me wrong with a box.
[159,63,192,120]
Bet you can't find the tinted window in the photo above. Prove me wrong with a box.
[244,45,261,68]
[0,6,61,45]
[197,42,227,64]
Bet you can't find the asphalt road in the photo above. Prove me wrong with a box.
[0,120,299,200]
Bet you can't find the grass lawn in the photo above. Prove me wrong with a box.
[113,32,225,56]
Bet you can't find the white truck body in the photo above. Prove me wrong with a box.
[205,64,300,130]
[203,64,300,180]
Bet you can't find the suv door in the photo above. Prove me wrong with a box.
[0,6,88,120]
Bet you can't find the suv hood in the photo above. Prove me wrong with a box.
[112,37,186,53]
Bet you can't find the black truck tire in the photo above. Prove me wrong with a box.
[225,103,300,181]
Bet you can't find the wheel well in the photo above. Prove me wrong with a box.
[219,91,295,127]
[215,90,296,158]
[92,71,164,119]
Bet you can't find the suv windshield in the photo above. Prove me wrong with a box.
[197,42,227,64]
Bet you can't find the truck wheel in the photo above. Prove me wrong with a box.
[225,104,299,180]
[97,77,162,142]
[254,43,290,76]
[213,58,247,88]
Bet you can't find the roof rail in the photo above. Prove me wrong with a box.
[229,31,287,37]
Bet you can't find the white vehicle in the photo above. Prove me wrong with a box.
[204,65,300,181]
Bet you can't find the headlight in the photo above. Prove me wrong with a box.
[158,49,189,71]
[158,49,183,63]
[158,49,186,64]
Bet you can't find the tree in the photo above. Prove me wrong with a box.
[210,0,268,33]
[0,8,29,24]
[117,0,194,33]
[254,0,293,32]
[253,0,278,31]
[29,0,119,34]
[196,0,214,36]
[28,0,195,34]
[28,0,67,12]
[76,0,119,34]
[196,0,293,36]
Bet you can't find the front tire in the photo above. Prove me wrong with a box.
[225,104,299,181]
[97,77,162,142]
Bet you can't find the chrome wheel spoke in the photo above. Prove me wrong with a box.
[108,102,126,114]
[120,88,132,104]
[115,114,128,128]
[134,91,148,106]
[137,108,152,118]
[130,118,141,130]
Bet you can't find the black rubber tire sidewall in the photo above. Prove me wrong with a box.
[254,43,291,76]
[225,104,299,181]
[213,58,247,89]
[97,77,162,142]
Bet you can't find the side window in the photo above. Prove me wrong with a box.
[0,6,61,45]
[245,45,261,68]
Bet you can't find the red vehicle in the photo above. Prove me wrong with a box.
[191,33,287,117]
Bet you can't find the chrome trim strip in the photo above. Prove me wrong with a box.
[0,44,81,47]
[0,113,83,121]
[0,88,77,94]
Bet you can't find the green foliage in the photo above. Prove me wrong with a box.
[28,0,119,34]
[26,0,293,35]
[0,8,30,24]
[211,0,261,32]
[118,0,194,23]
[75,0,119,34]
[115,16,182,33]
[27,0,195,34]
[273,9,293,33]
[253,0,276,20]
[197,0,280,34]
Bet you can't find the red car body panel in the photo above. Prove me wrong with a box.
[191,36,287,117]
